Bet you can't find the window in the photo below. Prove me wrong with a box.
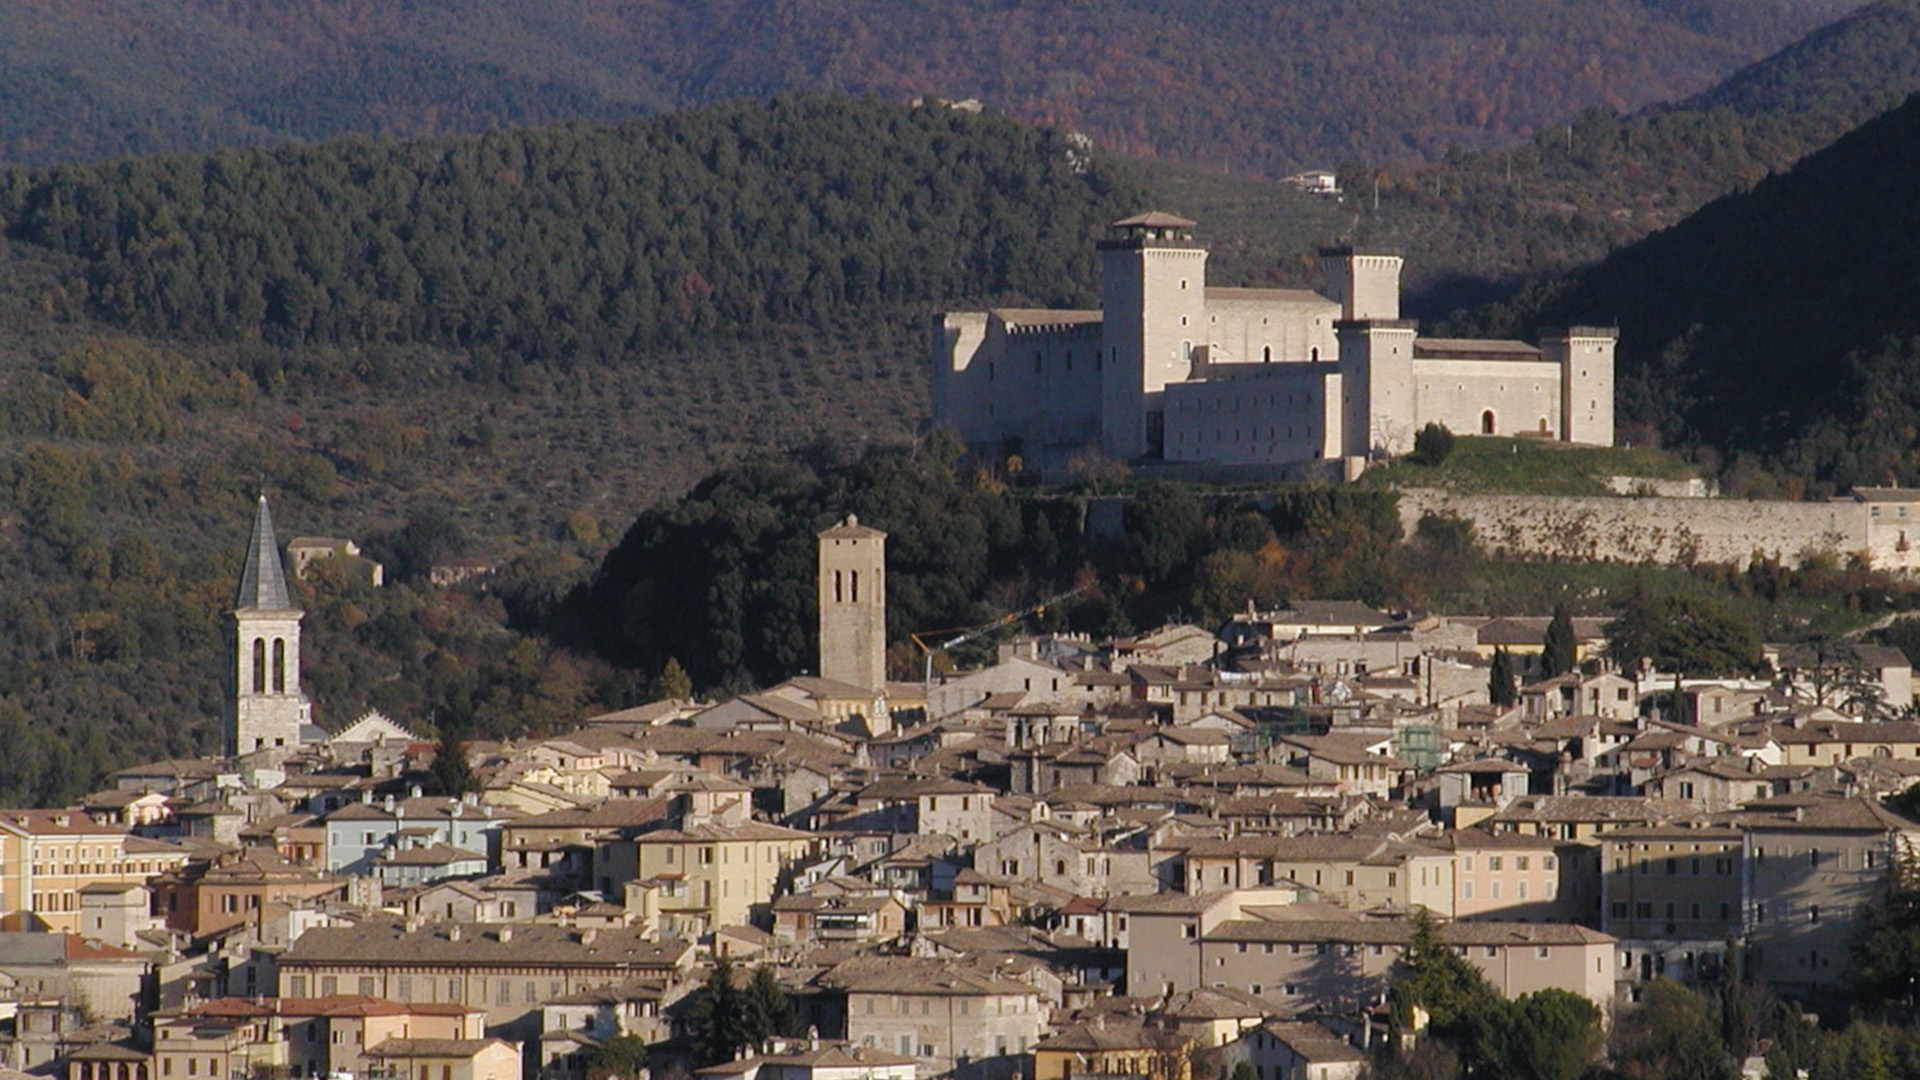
[1488,857,1502,872]
[1516,857,1529,871]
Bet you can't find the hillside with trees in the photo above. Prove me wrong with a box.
[0,0,1879,175]
[1327,0,1920,315]
[1441,92,1920,493]
[0,97,1144,803]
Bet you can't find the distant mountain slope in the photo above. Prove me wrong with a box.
[0,0,1874,171]
[1453,93,1920,489]
[1345,0,1920,316]
[1682,0,1920,117]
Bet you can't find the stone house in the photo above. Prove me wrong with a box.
[1743,796,1920,993]
[1439,829,1590,923]
[277,918,693,1037]
[822,957,1047,1078]
[1223,1021,1367,1080]
[1182,835,1454,915]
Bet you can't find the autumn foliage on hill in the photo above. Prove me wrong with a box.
[0,0,1875,172]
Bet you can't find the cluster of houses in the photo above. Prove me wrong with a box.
[2,502,1919,1080]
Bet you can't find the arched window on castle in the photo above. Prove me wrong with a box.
[251,639,266,694]
[1482,410,1497,435]
[272,638,287,693]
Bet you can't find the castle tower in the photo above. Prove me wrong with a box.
[1319,247,1404,321]
[1542,326,1618,446]
[817,515,887,694]
[1099,212,1209,460]
[1336,319,1420,458]
[224,495,312,757]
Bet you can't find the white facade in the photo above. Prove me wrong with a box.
[932,213,1616,468]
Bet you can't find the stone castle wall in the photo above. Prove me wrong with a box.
[1396,489,1900,569]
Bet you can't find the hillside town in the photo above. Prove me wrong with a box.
[4,494,1918,1080]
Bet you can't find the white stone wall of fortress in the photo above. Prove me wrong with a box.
[1163,367,1339,465]
[1393,490,1920,570]
[992,321,1103,452]
[1323,253,1403,321]
[1544,334,1615,446]
[1412,359,1564,440]
[931,312,990,441]
[1203,294,1339,365]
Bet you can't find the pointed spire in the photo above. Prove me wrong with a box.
[235,494,294,611]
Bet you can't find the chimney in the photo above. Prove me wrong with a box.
[578,929,598,946]
[384,794,396,812]
[497,927,513,943]
[448,926,462,942]
[410,784,423,799]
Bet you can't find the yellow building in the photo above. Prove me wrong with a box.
[633,822,816,938]
[1032,1020,1192,1080]
[0,810,188,932]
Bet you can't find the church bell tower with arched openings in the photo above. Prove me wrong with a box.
[224,495,312,757]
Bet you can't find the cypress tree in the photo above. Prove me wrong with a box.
[1490,647,1518,707]
[1543,603,1577,678]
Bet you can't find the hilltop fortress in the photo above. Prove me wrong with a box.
[932,212,1616,470]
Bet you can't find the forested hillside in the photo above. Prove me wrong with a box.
[0,97,1144,803]
[0,97,1128,360]
[1343,0,1920,315]
[1446,93,1920,493]
[0,0,1874,174]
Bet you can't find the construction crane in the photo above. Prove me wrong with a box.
[911,584,1090,687]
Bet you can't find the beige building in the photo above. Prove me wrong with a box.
[1598,825,1743,986]
[0,810,188,933]
[934,214,1615,467]
[1182,835,1454,915]
[1120,889,1613,1012]
[277,918,693,1037]
[366,1038,520,1080]
[1442,829,1589,922]
[826,958,1046,1078]
[1744,797,1920,992]
[631,821,816,938]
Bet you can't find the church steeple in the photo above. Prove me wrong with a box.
[236,494,294,611]
[224,494,311,758]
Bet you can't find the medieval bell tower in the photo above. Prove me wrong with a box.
[224,495,312,757]
[816,515,887,694]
